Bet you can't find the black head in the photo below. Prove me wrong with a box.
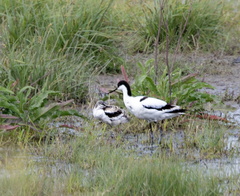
[108,80,132,96]
[117,80,132,96]
[117,80,128,87]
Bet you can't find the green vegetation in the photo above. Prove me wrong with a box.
[183,119,226,158]
[0,0,119,101]
[132,0,224,52]
[0,85,84,131]
[0,135,222,195]
[0,0,239,195]
[0,0,238,101]
[1,0,119,63]
[0,42,95,100]
[133,59,216,111]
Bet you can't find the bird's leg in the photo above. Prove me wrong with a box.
[157,120,164,145]
[149,122,154,147]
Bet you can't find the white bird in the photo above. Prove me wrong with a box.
[93,100,130,126]
[109,80,186,143]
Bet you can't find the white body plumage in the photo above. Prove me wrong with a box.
[115,81,185,122]
[93,100,129,126]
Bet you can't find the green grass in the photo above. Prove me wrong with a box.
[0,0,123,102]
[0,134,222,196]
[0,0,239,102]
[183,118,226,158]
[129,0,225,52]
[0,111,236,195]
[0,0,119,62]
[0,0,239,194]
[0,40,96,100]
[103,157,219,196]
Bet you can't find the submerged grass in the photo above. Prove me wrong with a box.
[0,134,222,196]
[183,118,227,158]
[0,107,236,195]
[104,157,219,196]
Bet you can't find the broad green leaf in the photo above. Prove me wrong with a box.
[31,99,74,122]
[18,86,35,95]
[145,76,159,95]
[32,105,60,122]
[136,75,148,85]
[1,95,18,103]
[16,86,35,111]
[132,62,217,111]
[29,90,60,111]
[0,101,22,117]
[0,86,14,94]
[50,109,87,120]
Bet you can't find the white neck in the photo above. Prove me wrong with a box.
[123,86,130,95]
[118,85,131,102]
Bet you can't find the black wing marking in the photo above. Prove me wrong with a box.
[143,104,175,111]
[140,96,148,102]
[104,109,123,118]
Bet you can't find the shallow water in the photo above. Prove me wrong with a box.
[0,148,75,179]
[1,111,239,192]
[1,128,239,179]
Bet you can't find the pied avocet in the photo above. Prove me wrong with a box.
[93,100,130,126]
[109,80,186,143]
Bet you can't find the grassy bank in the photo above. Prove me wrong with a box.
[0,0,239,101]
